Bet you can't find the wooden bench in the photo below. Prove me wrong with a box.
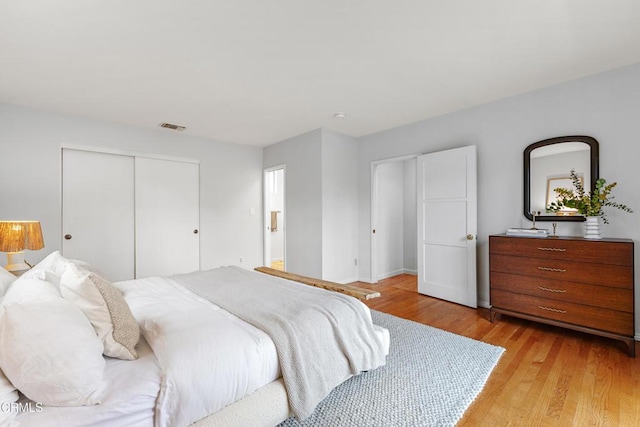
[254,267,380,301]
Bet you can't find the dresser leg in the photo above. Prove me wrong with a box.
[490,309,497,323]
[623,339,636,358]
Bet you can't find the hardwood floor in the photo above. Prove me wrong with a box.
[271,260,284,271]
[354,274,640,426]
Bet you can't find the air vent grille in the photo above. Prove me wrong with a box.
[159,122,186,131]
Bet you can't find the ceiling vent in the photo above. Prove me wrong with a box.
[159,122,186,131]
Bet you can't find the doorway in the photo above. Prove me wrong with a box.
[264,166,286,271]
[370,146,477,308]
[371,156,417,282]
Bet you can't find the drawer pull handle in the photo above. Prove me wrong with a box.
[537,266,566,273]
[538,286,566,293]
[538,305,567,314]
[537,247,567,252]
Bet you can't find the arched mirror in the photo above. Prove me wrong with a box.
[524,136,599,221]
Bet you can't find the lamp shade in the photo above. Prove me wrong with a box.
[0,221,45,252]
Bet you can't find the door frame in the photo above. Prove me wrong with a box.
[370,154,418,283]
[263,165,286,269]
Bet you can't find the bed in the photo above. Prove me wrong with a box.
[0,252,389,427]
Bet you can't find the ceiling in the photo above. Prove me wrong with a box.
[2,1,640,147]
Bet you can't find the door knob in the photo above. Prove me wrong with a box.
[466,234,474,240]
[193,229,199,234]
[64,234,72,240]
[372,229,376,234]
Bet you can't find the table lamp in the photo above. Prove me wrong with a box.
[0,221,45,273]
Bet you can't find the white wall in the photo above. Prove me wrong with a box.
[263,129,323,278]
[402,158,417,273]
[358,63,640,324]
[373,159,417,280]
[0,102,264,270]
[375,162,405,279]
[321,130,359,283]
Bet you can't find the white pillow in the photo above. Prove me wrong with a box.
[0,267,16,296]
[0,278,106,406]
[22,251,104,286]
[1,277,61,306]
[21,251,70,286]
[61,263,140,360]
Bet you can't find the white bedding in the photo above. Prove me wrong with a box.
[14,275,281,427]
[15,336,160,427]
[173,266,387,420]
[12,269,387,427]
[115,276,281,427]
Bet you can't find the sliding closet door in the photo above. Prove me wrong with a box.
[62,149,135,281]
[135,157,200,278]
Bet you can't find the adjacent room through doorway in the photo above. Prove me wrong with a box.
[264,167,285,271]
[371,158,417,282]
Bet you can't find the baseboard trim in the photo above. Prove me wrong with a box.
[478,300,491,309]
[376,269,418,281]
[377,269,405,281]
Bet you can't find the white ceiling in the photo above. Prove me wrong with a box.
[2,1,640,147]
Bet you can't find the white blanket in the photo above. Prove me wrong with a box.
[115,276,280,427]
[172,266,387,420]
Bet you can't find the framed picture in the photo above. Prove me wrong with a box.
[546,176,583,213]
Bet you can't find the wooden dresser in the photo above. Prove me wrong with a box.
[489,235,635,356]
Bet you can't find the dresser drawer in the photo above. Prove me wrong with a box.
[490,272,633,313]
[489,236,633,266]
[490,254,633,289]
[492,289,633,336]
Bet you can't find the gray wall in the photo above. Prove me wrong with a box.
[0,102,264,270]
[375,162,405,279]
[263,128,359,283]
[321,130,359,283]
[357,63,640,325]
[263,129,324,278]
[373,159,417,279]
[402,158,417,273]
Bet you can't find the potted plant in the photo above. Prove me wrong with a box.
[547,169,633,238]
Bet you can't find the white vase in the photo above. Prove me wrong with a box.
[583,216,602,239]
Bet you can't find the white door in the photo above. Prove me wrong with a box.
[417,146,477,307]
[62,149,135,281]
[135,157,200,278]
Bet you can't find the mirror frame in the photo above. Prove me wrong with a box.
[524,135,599,222]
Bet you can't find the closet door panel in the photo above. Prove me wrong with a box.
[62,149,135,281]
[135,158,200,278]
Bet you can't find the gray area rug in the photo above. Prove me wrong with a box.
[278,310,505,427]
